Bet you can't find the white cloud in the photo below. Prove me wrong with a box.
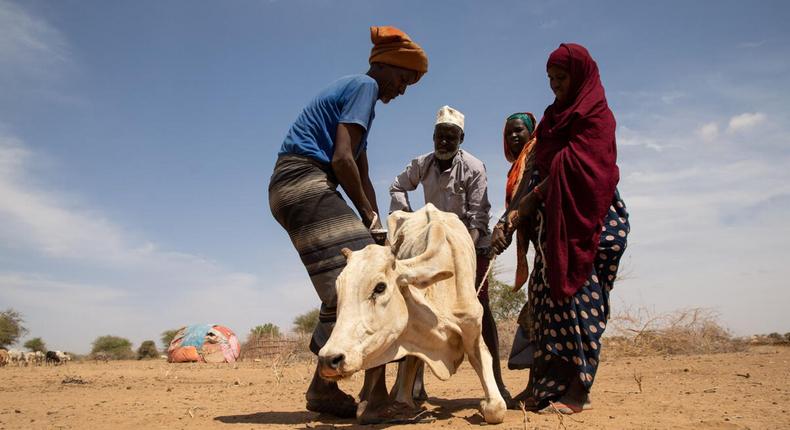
[0,0,69,81]
[660,91,684,104]
[609,110,790,335]
[726,112,766,134]
[737,40,767,48]
[540,19,558,29]
[0,134,317,352]
[0,136,140,263]
[697,121,719,141]
[618,126,668,152]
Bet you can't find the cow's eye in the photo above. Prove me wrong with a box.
[373,282,387,295]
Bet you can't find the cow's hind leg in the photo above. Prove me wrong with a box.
[464,331,506,424]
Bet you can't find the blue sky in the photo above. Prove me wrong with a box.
[1,0,788,353]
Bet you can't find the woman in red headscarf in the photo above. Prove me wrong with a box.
[491,43,630,414]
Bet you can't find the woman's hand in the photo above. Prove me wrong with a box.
[490,221,514,255]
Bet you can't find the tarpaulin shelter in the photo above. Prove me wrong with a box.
[167,324,241,363]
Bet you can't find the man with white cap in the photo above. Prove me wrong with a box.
[389,105,513,407]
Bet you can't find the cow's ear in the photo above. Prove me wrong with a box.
[396,267,453,289]
[340,248,353,260]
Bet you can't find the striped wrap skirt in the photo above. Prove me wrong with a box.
[268,154,374,354]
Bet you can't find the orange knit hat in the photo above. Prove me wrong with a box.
[369,26,428,76]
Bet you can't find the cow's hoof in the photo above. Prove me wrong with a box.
[480,398,506,424]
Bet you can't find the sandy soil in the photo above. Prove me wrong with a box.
[1,345,788,429]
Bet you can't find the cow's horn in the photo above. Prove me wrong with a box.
[340,247,353,259]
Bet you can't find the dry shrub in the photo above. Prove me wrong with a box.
[603,307,746,358]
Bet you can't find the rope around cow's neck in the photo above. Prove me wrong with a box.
[476,254,496,296]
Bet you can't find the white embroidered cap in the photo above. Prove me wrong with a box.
[435,105,464,131]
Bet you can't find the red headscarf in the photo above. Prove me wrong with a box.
[535,43,619,300]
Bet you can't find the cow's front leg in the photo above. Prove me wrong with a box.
[358,360,423,424]
[356,366,388,424]
[358,365,387,404]
[464,331,506,424]
[390,356,421,407]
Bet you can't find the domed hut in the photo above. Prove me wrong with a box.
[167,324,240,363]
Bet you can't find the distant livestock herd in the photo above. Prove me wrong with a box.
[0,349,71,366]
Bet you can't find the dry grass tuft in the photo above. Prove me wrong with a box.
[604,307,746,358]
[61,375,89,385]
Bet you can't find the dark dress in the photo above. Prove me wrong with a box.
[519,170,629,403]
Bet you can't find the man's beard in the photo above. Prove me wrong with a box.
[434,149,458,160]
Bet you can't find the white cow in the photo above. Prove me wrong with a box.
[7,349,24,366]
[318,203,506,424]
[24,351,37,366]
[53,350,71,365]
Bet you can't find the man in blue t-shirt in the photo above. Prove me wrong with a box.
[269,26,428,418]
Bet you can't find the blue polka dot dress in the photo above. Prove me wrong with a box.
[520,173,629,404]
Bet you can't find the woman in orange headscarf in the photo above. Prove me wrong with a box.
[491,112,538,291]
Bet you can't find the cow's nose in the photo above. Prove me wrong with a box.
[319,353,345,370]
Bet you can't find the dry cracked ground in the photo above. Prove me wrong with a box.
[1,345,788,429]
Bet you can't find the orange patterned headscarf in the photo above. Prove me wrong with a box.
[369,26,428,78]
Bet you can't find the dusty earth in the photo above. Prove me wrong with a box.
[1,346,788,429]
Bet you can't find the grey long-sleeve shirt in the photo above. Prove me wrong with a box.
[389,150,492,249]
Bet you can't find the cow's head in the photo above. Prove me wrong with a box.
[317,224,453,380]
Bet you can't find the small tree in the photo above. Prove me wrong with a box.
[91,335,134,360]
[137,340,159,359]
[293,308,320,335]
[249,323,281,339]
[487,266,527,321]
[160,328,180,349]
[24,337,46,353]
[0,308,27,348]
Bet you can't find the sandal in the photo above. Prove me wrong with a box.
[511,389,541,411]
[538,400,592,415]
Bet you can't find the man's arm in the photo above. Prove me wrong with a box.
[332,123,377,227]
[389,158,422,213]
[355,149,379,221]
[466,167,491,248]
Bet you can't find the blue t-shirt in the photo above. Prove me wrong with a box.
[279,75,378,164]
